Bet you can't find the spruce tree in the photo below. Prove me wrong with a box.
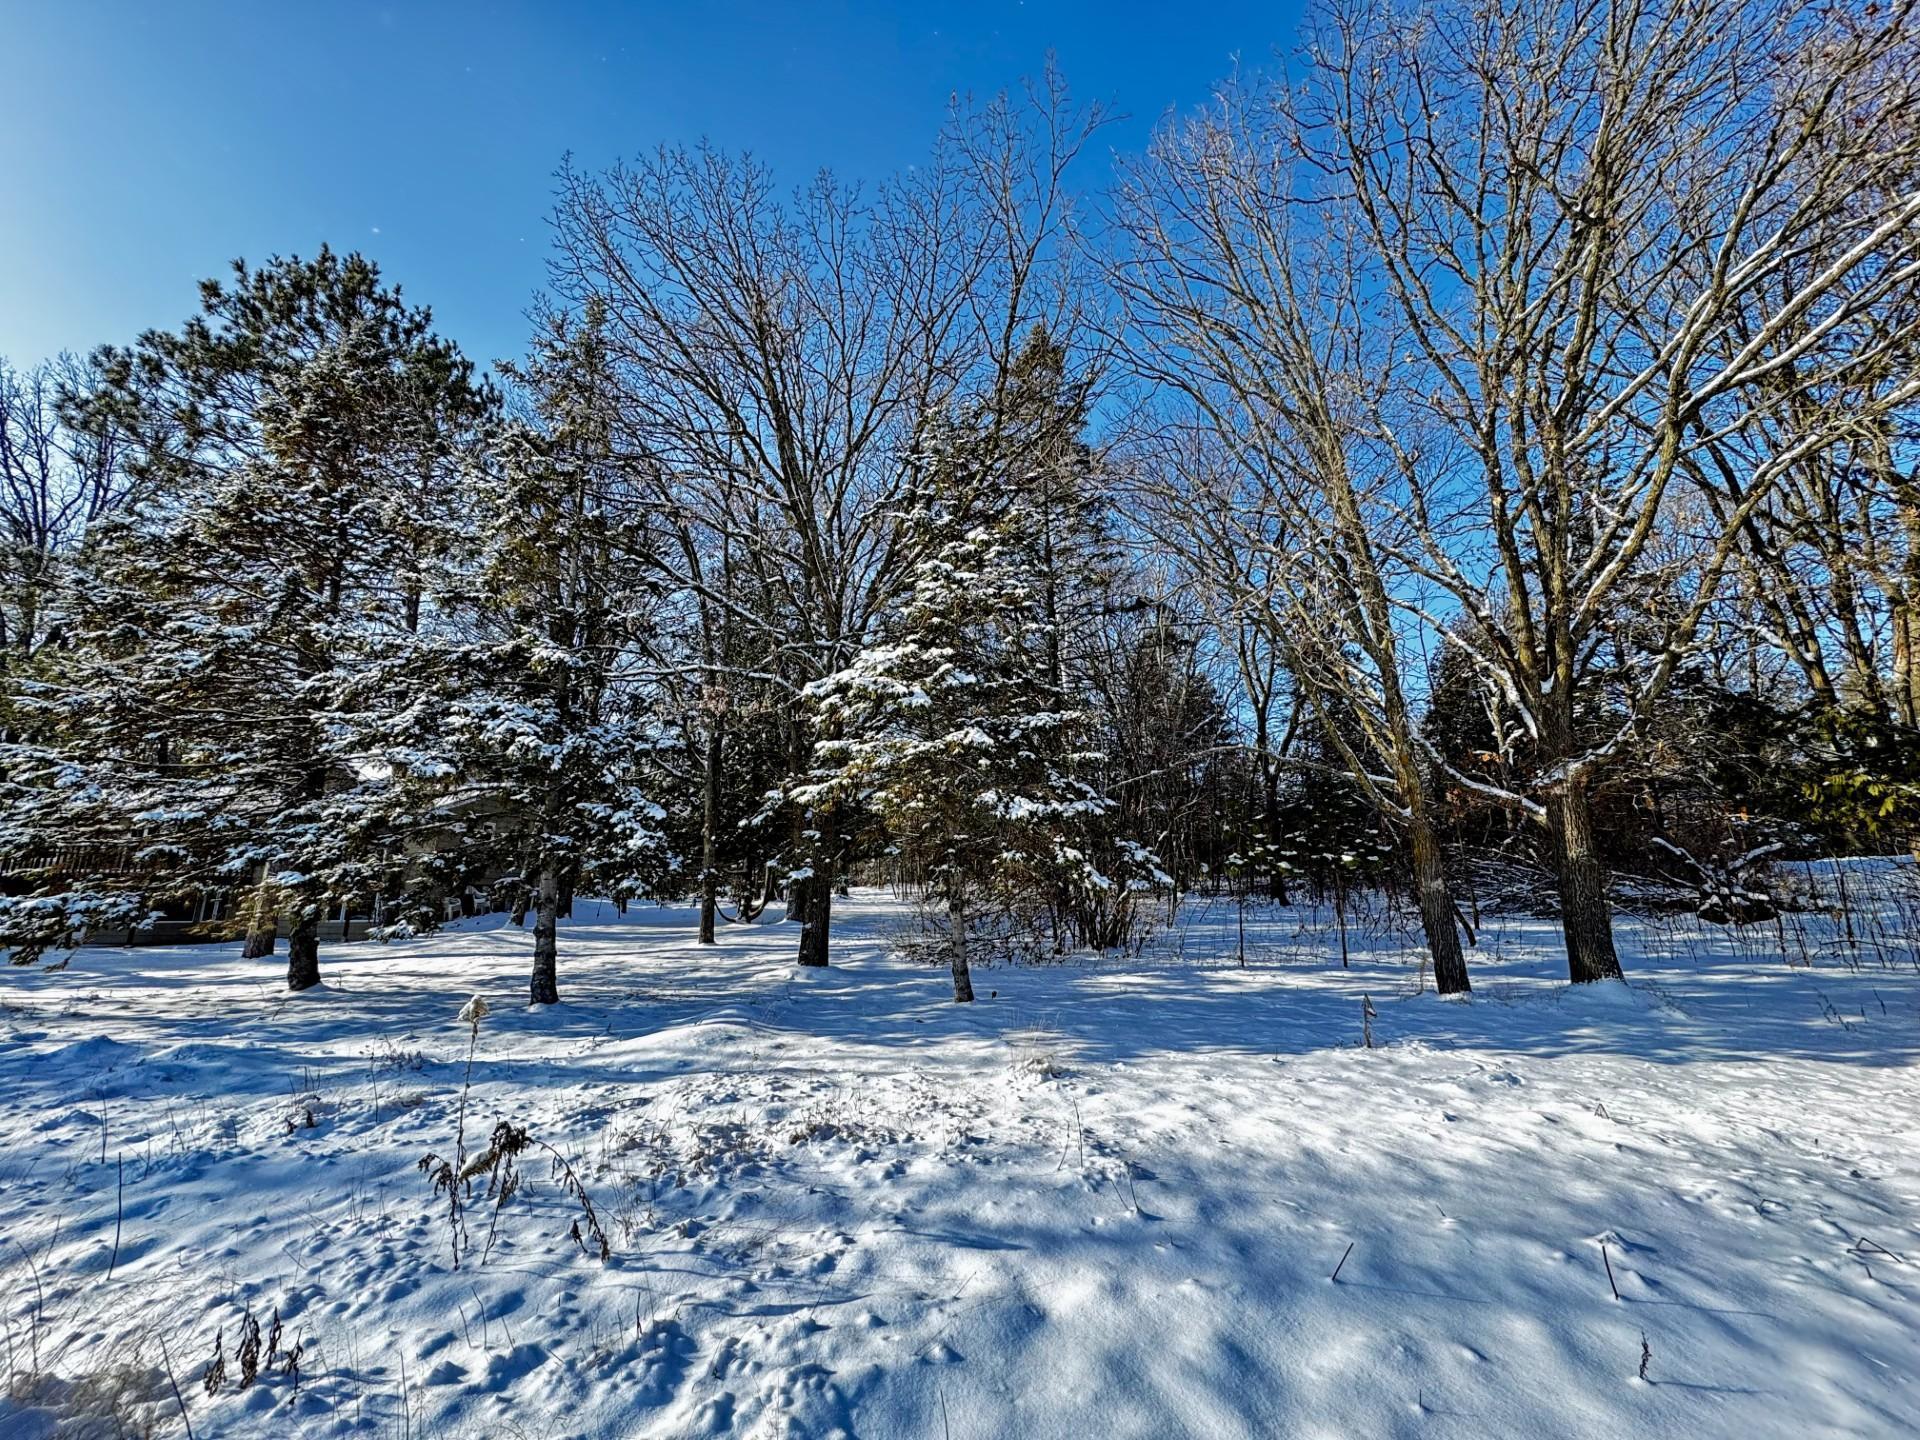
[805,492,1100,1001]
[387,308,668,1004]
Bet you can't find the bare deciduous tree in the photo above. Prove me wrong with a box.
[0,354,137,661]
[1112,78,1475,994]
[1286,0,1920,979]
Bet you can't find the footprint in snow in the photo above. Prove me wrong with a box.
[767,1363,857,1437]
[482,1341,548,1390]
[693,1391,737,1433]
[708,1335,755,1379]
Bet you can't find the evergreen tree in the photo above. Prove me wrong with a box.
[383,308,669,1004]
[927,327,1169,952]
[0,250,489,986]
[803,493,1103,1001]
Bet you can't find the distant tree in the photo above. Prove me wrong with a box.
[0,353,139,666]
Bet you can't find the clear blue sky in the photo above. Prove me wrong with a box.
[2,1,1304,372]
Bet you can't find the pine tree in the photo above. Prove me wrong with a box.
[0,250,489,985]
[383,308,668,1005]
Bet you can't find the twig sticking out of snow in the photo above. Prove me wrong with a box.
[106,1155,123,1281]
[1331,1241,1355,1283]
[421,995,493,1268]
[1602,1241,1621,1301]
[157,1333,196,1440]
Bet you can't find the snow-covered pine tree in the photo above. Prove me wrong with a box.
[967,327,1169,951]
[0,250,490,986]
[803,479,1104,1001]
[392,307,668,1005]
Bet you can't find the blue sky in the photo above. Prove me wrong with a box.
[2,1,1304,371]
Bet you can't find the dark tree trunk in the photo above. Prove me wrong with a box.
[1332,870,1349,969]
[556,874,574,920]
[283,752,330,991]
[511,888,528,927]
[1547,781,1624,983]
[698,716,723,945]
[797,857,833,967]
[286,911,320,991]
[947,886,974,1003]
[530,865,559,1004]
[1409,821,1470,995]
[1262,781,1289,904]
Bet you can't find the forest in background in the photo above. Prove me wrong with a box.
[2,0,1917,1005]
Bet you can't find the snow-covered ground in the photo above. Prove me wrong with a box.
[3,870,1918,1439]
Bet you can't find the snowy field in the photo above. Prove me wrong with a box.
[3,873,1919,1439]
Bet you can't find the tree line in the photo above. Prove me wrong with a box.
[2,0,1916,1005]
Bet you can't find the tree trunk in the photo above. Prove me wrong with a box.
[1332,870,1349,969]
[948,886,975,1003]
[286,910,320,991]
[1547,781,1624,982]
[784,726,808,921]
[698,716,723,945]
[556,874,574,920]
[797,859,832,967]
[1262,779,1289,904]
[530,865,560,1004]
[1409,821,1470,995]
[1895,478,1920,730]
[241,867,277,958]
[1893,605,1916,730]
